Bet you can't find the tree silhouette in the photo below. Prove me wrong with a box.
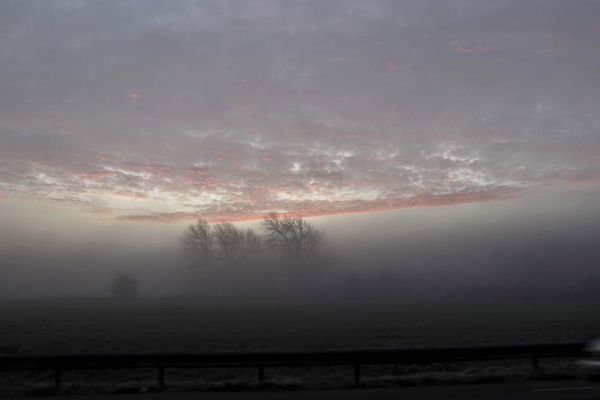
[244,228,262,256]
[214,222,244,259]
[181,218,213,267]
[111,272,138,299]
[182,219,263,268]
[261,213,323,262]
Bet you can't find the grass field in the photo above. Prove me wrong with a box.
[2,300,600,354]
[1,300,600,394]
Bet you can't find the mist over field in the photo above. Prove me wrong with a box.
[1,0,599,303]
[0,186,598,301]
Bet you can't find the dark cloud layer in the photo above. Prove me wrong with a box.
[0,0,599,220]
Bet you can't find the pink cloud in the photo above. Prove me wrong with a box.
[449,39,495,54]
[116,186,521,224]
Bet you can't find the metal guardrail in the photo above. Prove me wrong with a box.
[0,342,586,391]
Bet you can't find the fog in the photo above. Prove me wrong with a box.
[0,0,599,303]
[1,185,598,301]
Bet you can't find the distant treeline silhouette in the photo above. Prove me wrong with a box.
[181,213,324,270]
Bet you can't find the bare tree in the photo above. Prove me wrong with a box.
[261,213,323,261]
[182,219,263,268]
[244,228,262,256]
[214,222,244,259]
[181,218,213,267]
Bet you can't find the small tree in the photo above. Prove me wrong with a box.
[214,222,245,259]
[261,213,323,262]
[111,272,138,300]
[181,218,214,267]
[182,218,263,268]
[244,228,262,256]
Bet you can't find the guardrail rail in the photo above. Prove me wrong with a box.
[0,342,586,391]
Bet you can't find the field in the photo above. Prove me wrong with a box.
[2,300,600,394]
[3,300,600,354]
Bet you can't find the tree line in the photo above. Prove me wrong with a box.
[181,212,324,270]
[110,213,325,299]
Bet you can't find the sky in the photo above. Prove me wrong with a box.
[0,1,599,298]
[1,0,599,222]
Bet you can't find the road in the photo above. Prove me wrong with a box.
[11,381,600,400]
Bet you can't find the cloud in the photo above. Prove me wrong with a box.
[0,0,599,222]
[449,39,496,54]
[118,212,200,223]
[116,185,520,223]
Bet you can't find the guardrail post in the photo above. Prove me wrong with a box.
[157,367,165,389]
[532,357,540,375]
[54,369,62,392]
[258,366,265,382]
[354,364,361,386]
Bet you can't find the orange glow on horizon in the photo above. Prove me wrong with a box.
[117,187,521,224]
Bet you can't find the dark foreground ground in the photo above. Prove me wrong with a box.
[8,381,600,400]
[3,300,600,354]
[1,300,600,396]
